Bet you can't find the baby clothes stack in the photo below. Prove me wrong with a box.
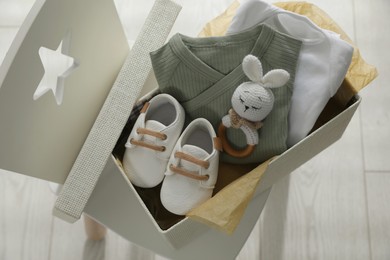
[150,0,353,165]
[227,0,354,147]
[151,24,302,164]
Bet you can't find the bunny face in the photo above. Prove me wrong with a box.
[228,54,290,123]
[231,82,274,122]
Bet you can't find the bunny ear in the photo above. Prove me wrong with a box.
[242,54,263,82]
[262,69,290,88]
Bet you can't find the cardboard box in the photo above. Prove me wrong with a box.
[81,90,360,259]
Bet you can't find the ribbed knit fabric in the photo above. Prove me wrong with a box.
[150,24,302,164]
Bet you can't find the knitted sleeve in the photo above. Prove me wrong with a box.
[150,43,180,90]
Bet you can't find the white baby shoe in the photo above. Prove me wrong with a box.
[123,94,185,188]
[161,118,221,215]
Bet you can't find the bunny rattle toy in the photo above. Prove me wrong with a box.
[218,54,290,158]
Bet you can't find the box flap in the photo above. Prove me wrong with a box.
[0,0,129,183]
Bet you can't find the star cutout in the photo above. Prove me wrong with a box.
[34,39,79,105]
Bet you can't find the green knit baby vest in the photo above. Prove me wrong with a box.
[150,24,302,164]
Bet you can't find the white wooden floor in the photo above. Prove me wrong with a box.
[1,0,389,259]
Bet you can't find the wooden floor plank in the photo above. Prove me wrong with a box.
[366,172,390,260]
[0,171,54,260]
[49,215,88,260]
[258,111,371,260]
[354,0,390,172]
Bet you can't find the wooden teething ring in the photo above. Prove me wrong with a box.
[218,123,255,158]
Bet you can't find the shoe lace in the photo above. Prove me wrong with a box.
[130,127,167,152]
[169,151,210,181]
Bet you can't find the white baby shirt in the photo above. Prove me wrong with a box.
[227,0,353,147]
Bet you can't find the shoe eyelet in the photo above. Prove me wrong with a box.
[205,175,210,180]
[162,134,167,140]
[161,146,166,152]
